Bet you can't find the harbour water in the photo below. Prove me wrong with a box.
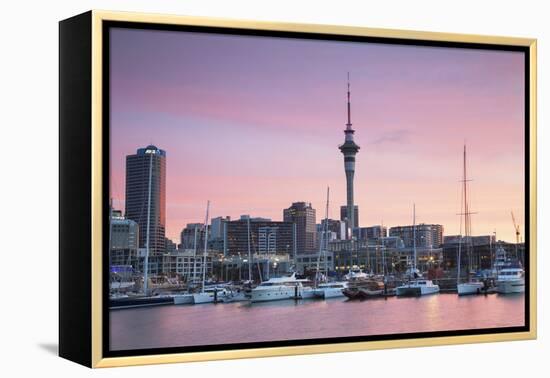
[110,293,524,351]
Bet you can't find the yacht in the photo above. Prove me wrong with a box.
[220,287,249,303]
[249,273,306,302]
[396,279,440,297]
[192,286,231,304]
[457,280,484,296]
[344,265,369,280]
[173,293,194,305]
[314,282,348,299]
[455,144,484,296]
[396,205,440,297]
[300,284,318,299]
[496,267,525,294]
[343,279,384,300]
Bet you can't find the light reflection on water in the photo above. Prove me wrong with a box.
[110,293,524,351]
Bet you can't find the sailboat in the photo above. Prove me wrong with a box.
[192,201,230,304]
[173,225,199,305]
[396,204,440,296]
[456,145,484,296]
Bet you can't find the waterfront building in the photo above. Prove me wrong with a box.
[110,212,139,268]
[295,251,334,275]
[316,224,339,247]
[213,253,292,282]
[258,226,279,254]
[442,234,499,271]
[180,223,205,250]
[389,223,443,249]
[354,225,388,241]
[125,145,166,255]
[136,249,164,275]
[164,238,177,254]
[338,75,360,238]
[225,216,295,257]
[339,205,359,230]
[328,239,441,276]
[321,218,346,240]
[210,216,230,240]
[161,250,215,281]
[379,236,405,249]
[283,202,317,254]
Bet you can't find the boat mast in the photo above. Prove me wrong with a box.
[324,187,330,278]
[266,227,270,280]
[456,149,465,285]
[201,200,210,293]
[143,152,153,295]
[247,217,252,281]
[108,198,114,292]
[192,226,198,283]
[413,203,416,274]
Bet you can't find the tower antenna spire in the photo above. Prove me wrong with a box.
[347,72,352,129]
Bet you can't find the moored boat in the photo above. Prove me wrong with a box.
[457,281,484,296]
[496,267,525,294]
[395,279,440,297]
[249,273,306,302]
[314,282,348,298]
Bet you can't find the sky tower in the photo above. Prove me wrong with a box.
[338,73,360,239]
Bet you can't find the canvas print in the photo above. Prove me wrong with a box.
[107,25,527,353]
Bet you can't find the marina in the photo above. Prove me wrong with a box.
[110,292,525,351]
[106,60,527,349]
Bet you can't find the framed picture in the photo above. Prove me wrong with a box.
[59,10,537,368]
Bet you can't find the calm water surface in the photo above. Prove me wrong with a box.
[110,293,524,351]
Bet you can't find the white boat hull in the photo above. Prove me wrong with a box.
[314,287,345,298]
[300,288,317,299]
[396,283,440,296]
[457,282,484,296]
[173,293,194,305]
[250,286,300,302]
[497,279,525,294]
[220,291,248,303]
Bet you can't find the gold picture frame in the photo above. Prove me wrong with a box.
[59,10,537,368]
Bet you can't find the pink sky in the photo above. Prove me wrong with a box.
[109,28,525,243]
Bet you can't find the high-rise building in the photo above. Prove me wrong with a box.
[340,205,359,230]
[338,74,360,238]
[389,223,444,249]
[225,216,295,256]
[321,219,346,240]
[125,145,166,255]
[283,202,316,254]
[110,211,139,267]
[164,238,178,254]
[210,216,230,240]
[355,225,387,241]
[180,223,205,250]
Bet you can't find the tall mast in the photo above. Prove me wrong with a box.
[143,153,153,295]
[324,187,330,277]
[457,151,465,285]
[463,144,470,271]
[413,203,417,273]
[247,217,252,281]
[201,201,210,293]
[192,226,198,283]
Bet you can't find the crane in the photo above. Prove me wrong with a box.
[511,211,520,260]
[511,211,520,244]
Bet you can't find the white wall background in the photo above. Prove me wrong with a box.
[1,0,547,376]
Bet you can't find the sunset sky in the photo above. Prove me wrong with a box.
[109,27,525,243]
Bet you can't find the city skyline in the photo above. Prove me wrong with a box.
[109,27,525,243]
